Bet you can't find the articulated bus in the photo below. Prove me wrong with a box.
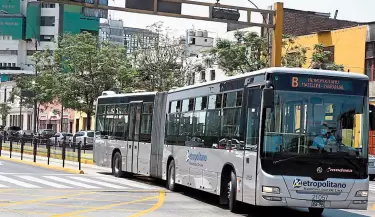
[93,67,369,216]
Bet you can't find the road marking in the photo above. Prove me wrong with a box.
[0,192,94,207]
[17,175,72,189]
[0,161,3,166]
[0,175,40,188]
[51,192,161,217]
[95,176,154,189]
[43,176,101,189]
[68,176,129,189]
[129,190,166,217]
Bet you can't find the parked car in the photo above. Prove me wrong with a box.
[4,126,22,141]
[74,131,95,150]
[49,132,73,147]
[17,130,34,143]
[34,129,55,144]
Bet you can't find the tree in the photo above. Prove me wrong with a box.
[208,31,308,75]
[132,22,197,91]
[282,35,308,67]
[18,32,136,130]
[310,44,344,71]
[0,103,11,126]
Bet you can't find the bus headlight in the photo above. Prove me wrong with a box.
[262,186,280,194]
[355,190,368,197]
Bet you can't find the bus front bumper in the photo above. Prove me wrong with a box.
[259,196,368,210]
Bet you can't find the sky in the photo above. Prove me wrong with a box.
[106,0,375,38]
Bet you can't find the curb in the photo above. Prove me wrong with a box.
[0,156,85,174]
[0,147,94,165]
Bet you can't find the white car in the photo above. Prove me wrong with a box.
[369,155,375,180]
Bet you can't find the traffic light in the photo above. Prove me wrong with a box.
[211,7,240,21]
[125,0,181,14]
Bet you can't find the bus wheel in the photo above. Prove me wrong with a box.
[228,171,239,213]
[112,152,125,178]
[308,208,324,216]
[167,160,177,191]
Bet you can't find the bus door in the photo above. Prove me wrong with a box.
[242,86,262,204]
[126,102,142,173]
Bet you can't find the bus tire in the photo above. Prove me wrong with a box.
[308,208,324,216]
[112,152,125,178]
[167,160,177,191]
[228,171,239,213]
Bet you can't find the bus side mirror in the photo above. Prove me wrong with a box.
[263,88,274,108]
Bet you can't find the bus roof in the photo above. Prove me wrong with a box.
[97,91,157,99]
[168,67,368,93]
[97,67,369,99]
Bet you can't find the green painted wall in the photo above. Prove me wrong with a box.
[0,0,20,14]
[25,2,41,41]
[63,5,99,34]
[0,16,24,39]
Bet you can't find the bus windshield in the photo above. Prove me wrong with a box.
[263,90,368,158]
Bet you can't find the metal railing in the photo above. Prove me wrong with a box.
[0,132,94,171]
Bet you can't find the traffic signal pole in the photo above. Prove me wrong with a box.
[39,0,283,68]
[271,2,283,67]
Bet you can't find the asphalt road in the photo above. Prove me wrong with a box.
[0,160,374,217]
[0,160,163,217]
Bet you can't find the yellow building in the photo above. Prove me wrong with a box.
[292,25,368,74]
[289,25,369,148]
[72,111,95,133]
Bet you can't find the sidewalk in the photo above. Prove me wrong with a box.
[1,142,93,164]
[0,149,111,175]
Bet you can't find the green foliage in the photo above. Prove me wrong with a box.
[0,103,11,125]
[208,31,268,74]
[131,22,201,91]
[310,44,344,71]
[282,34,308,68]
[16,32,136,130]
[209,32,344,74]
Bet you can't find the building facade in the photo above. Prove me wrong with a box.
[124,27,158,54]
[0,0,100,132]
[99,19,124,45]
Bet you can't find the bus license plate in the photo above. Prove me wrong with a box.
[311,201,325,208]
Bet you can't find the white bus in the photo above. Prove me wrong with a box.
[93,67,369,216]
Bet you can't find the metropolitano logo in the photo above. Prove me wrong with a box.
[292,178,347,189]
[293,178,302,188]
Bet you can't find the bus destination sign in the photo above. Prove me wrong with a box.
[291,77,353,91]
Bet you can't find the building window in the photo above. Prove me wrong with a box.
[210,69,216,81]
[27,114,32,130]
[365,42,375,81]
[27,50,36,56]
[40,16,55,26]
[200,71,206,81]
[41,3,55,8]
[40,35,54,42]
[190,38,196,45]
[323,46,335,62]
[11,63,15,67]
[0,50,18,55]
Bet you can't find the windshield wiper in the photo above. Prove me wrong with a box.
[272,154,316,164]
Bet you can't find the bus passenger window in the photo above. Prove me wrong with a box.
[166,114,180,145]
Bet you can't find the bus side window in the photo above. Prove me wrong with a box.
[166,113,180,145]
[140,103,153,143]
